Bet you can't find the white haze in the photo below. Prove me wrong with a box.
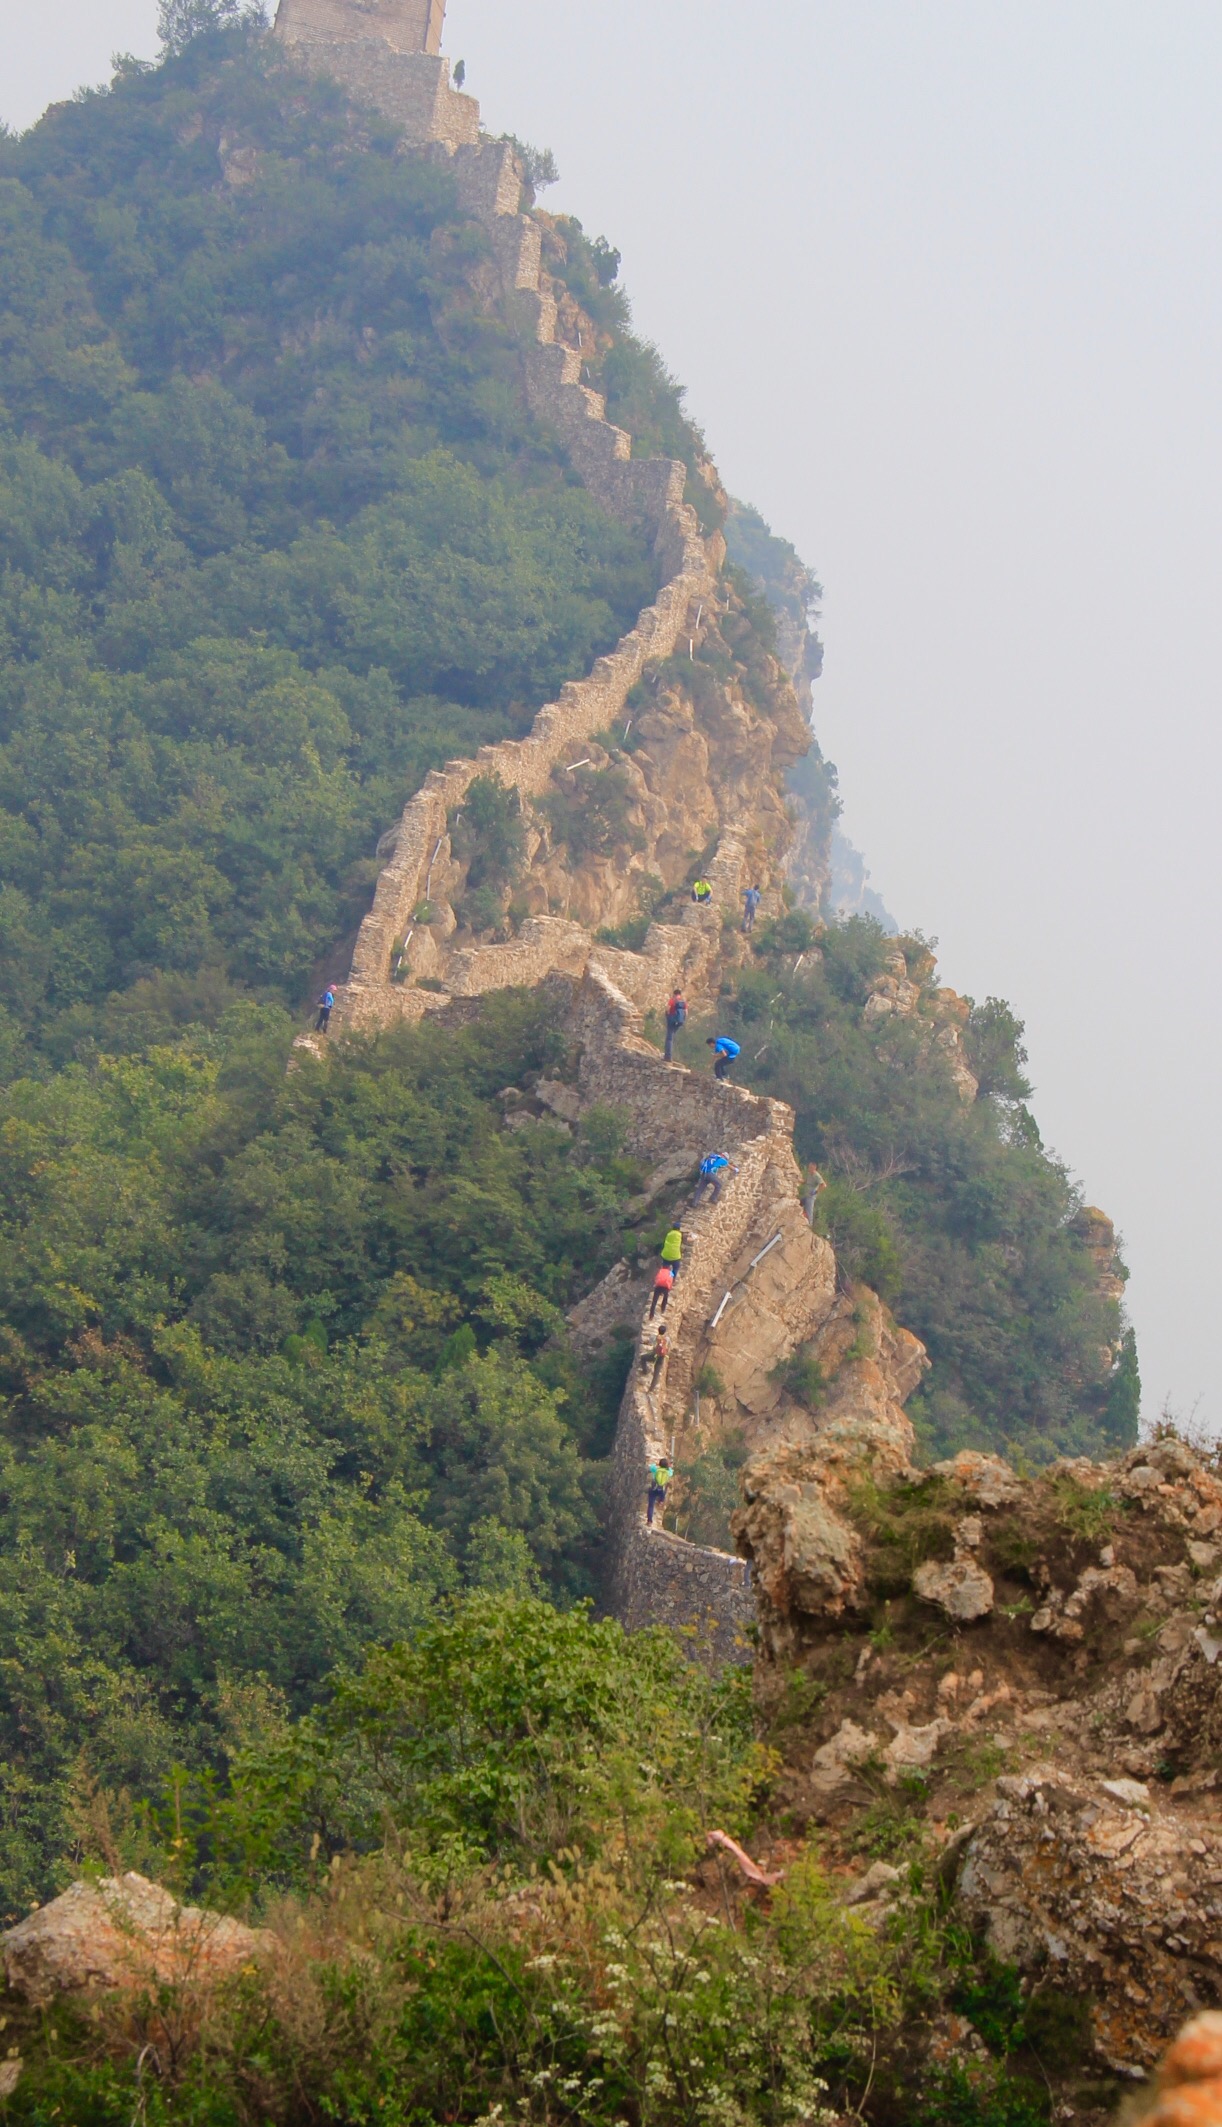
[4,0,1219,1434]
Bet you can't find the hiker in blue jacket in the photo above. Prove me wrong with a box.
[315,987,336,1034]
[707,1035,741,1082]
[693,1152,739,1205]
[742,885,762,933]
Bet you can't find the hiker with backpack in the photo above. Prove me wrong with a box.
[664,990,687,1061]
[646,1453,673,1525]
[315,986,336,1034]
[659,1226,683,1278]
[742,885,762,933]
[646,1327,671,1390]
[650,1264,675,1318]
[693,1151,739,1206]
[707,1035,741,1081]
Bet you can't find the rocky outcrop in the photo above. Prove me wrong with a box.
[3,1875,273,2006]
[958,1769,1222,2076]
[864,943,979,1103]
[746,1429,1222,2071]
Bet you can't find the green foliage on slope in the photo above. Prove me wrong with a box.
[701,919,1133,1461]
[0,1601,1059,2127]
[0,992,641,1915]
[0,22,655,1071]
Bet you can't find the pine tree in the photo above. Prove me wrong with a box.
[157,0,264,54]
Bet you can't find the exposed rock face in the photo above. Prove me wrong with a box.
[3,1875,273,2005]
[958,1770,1222,2073]
[731,1291,927,1657]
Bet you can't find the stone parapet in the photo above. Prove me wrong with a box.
[615,1529,754,1667]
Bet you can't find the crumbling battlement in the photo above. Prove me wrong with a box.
[272,0,476,145]
[327,133,716,1033]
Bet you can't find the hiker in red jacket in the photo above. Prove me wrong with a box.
[650,1265,675,1318]
[664,990,686,1061]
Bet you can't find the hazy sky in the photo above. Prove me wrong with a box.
[5,2,1221,1434]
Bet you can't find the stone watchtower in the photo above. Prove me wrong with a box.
[273,0,478,145]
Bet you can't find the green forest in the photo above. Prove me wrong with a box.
[0,17,1142,2122]
[0,20,654,1074]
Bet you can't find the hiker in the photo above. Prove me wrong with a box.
[707,1035,741,1082]
[649,1264,675,1318]
[663,989,687,1062]
[742,885,762,933]
[693,1151,739,1205]
[660,1226,683,1278]
[315,986,336,1034]
[691,878,713,905]
[802,1163,827,1223]
[646,1453,673,1524]
[648,1328,671,1389]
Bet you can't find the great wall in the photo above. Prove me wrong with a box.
[276,0,947,1657]
[12,19,1220,2101]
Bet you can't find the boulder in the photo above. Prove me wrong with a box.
[810,1719,879,1794]
[3,1874,273,2006]
[913,1556,995,1622]
[930,1450,1024,1509]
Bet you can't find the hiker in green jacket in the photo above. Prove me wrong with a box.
[660,1226,683,1278]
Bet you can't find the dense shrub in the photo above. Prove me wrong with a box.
[0,28,656,1067]
[0,992,644,1912]
[710,926,1134,1461]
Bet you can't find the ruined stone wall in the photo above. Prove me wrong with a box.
[274,0,476,144]
[275,47,821,1652]
[334,139,717,1029]
[615,1521,755,1664]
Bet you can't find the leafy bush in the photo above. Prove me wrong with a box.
[817,1181,903,1303]
[216,1594,764,1884]
[965,998,1034,1104]
[769,1346,829,1409]
[0,992,644,1910]
[450,775,525,931]
[675,1431,748,1551]
[544,762,645,863]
